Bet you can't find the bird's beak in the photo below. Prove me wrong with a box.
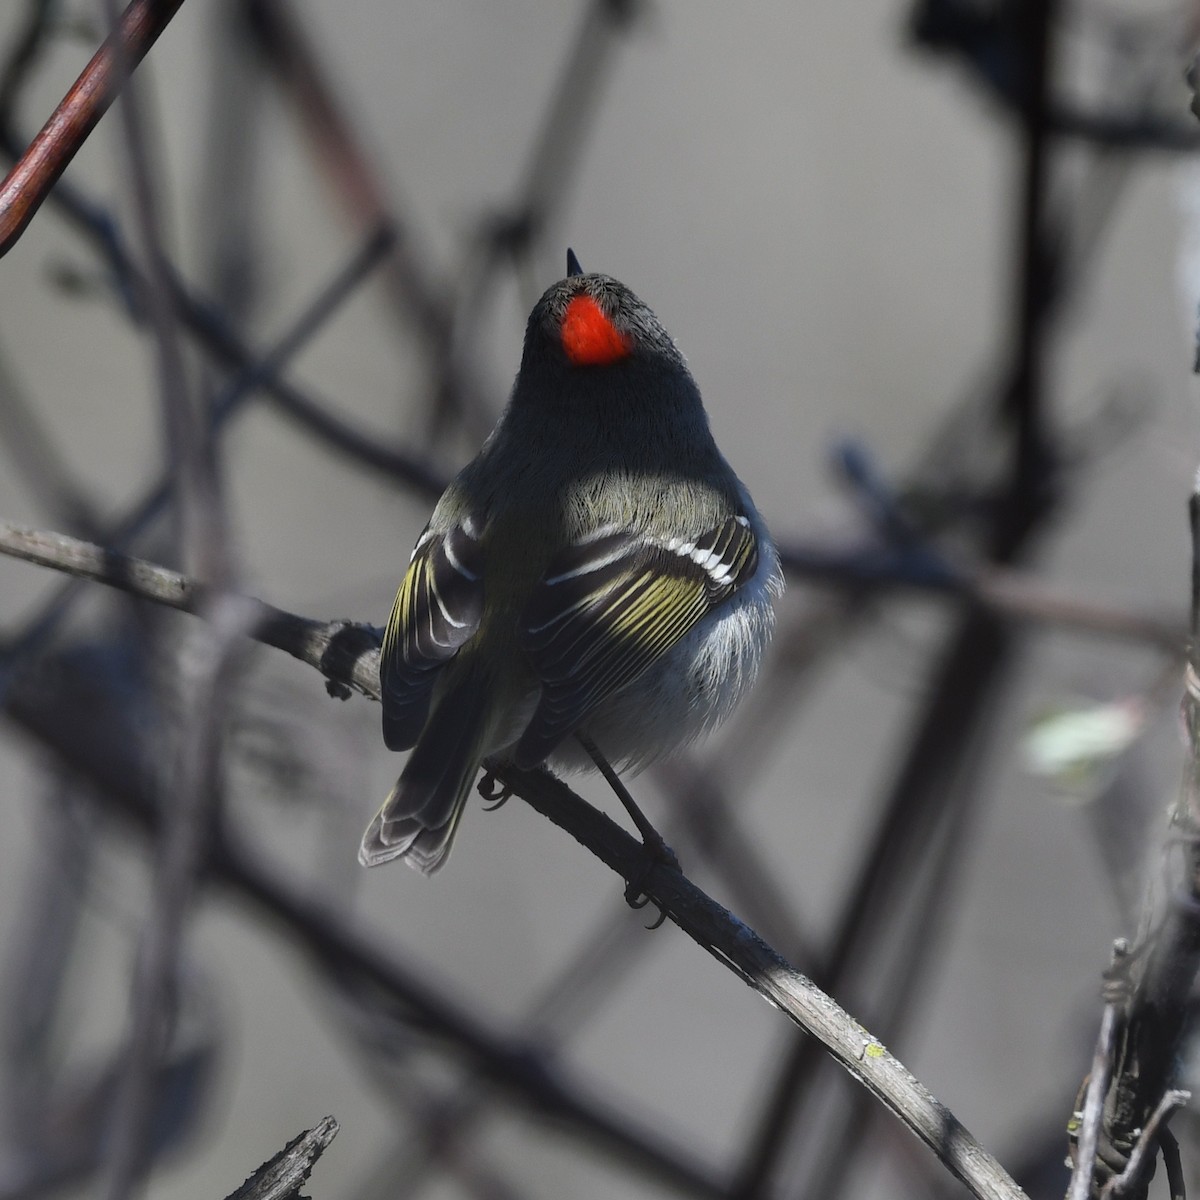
[566,247,584,277]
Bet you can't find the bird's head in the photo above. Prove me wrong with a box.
[518,251,686,377]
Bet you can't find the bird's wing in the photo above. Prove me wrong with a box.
[380,522,484,751]
[514,515,759,766]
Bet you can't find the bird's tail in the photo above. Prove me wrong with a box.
[359,681,491,874]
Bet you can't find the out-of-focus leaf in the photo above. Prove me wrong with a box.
[1023,698,1149,793]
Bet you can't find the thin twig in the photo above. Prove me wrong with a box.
[0,0,55,119]
[379,721,827,1200]
[103,602,257,1200]
[1158,1128,1185,1200]
[1099,1090,1190,1199]
[222,832,735,1200]
[1006,0,1059,494]
[0,775,97,1147]
[653,755,819,962]
[1189,488,1200,649]
[1084,483,1200,1197]
[1067,990,1121,1200]
[504,0,640,246]
[734,598,1020,1197]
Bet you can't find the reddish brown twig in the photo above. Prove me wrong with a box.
[0,0,186,257]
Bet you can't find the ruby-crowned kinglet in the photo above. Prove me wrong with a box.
[361,254,782,873]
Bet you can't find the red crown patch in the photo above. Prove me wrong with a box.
[561,295,632,366]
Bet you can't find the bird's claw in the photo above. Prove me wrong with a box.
[622,835,678,930]
[478,771,512,811]
[624,888,668,930]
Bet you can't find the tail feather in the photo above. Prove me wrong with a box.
[360,683,490,874]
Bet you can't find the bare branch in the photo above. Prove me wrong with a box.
[0,521,1026,1200]
[0,0,188,257]
[0,522,383,700]
[1068,947,1124,1200]
[492,764,1024,1200]
[1159,1128,1186,1200]
[1100,1091,1191,1199]
[223,1116,338,1200]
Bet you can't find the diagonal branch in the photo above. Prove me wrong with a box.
[0,520,1026,1200]
[222,1115,338,1200]
[0,0,188,257]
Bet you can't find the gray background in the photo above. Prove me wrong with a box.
[0,1,1196,1197]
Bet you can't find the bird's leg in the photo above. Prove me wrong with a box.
[576,732,678,925]
[576,733,674,858]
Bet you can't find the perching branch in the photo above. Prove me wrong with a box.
[0,522,383,701]
[490,763,1025,1200]
[0,520,1026,1200]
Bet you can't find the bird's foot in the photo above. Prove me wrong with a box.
[623,831,679,931]
[478,771,512,812]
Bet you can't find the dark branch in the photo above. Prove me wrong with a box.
[0,520,1025,1200]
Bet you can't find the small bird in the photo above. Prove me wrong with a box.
[361,252,782,873]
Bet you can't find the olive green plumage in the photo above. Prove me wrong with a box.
[362,262,781,874]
